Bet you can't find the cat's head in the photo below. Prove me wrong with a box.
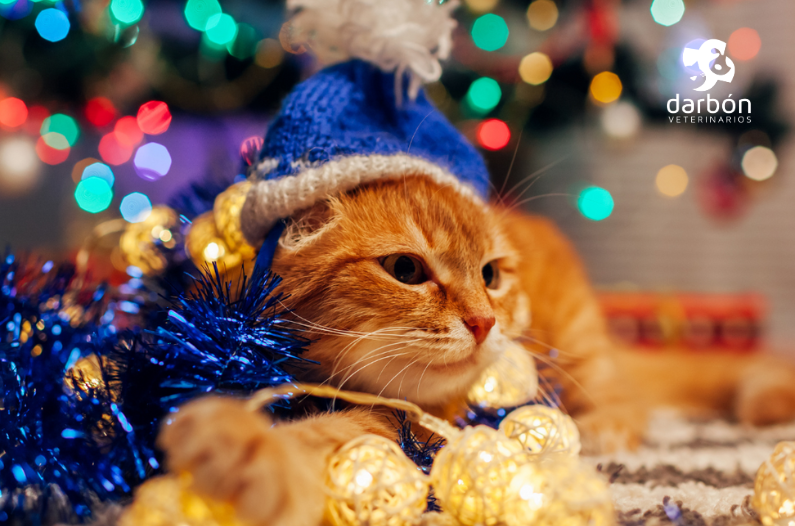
[270,175,529,407]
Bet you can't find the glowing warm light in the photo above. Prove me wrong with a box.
[35,135,70,165]
[110,0,144,25]
[255,38,284,68]
[35,8,70,42]
[468,343,538,409]
[185,0,222,31]
[578,186,614,221]
[41,113,80,146]
[650,0,685,27]
[98,132,133,165]
[75,177,113,214]
[471,14,509,52]
[0,137,41,196]
[477,119,511,150]
[601,101,641,139]
[81,162,115,187]
[500,405,581,456]
[741,146,777,181]
[589,72,622,104]
[133,143,172,181]
[203,242,222,261]
[753,442,795,526]
[526,0,558,31]
[728,28,761,61]
[205,13,237,46]
[466,77,502,114]
[85,97,116,127]
[655,164,688,197]
[120,192,153,223]
[518,52,553,85]
[464,0,499,14]
[114,116,143,147]
[137,101,171,135]
[0,97,28,128]
[71,157,101,183]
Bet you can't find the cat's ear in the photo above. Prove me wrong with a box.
[280,197,340,251]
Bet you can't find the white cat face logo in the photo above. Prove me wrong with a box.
[682,39,735,92]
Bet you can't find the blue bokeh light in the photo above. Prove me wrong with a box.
[120,192,153,223]
[133,143,172,181]
[35,8,70,42]
[81,162,115,187]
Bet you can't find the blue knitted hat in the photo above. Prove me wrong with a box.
[240,0,490,249]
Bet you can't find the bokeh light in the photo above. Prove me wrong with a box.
[85,97,116,127]
[590,72,622,104]
[184,0,221,31]
[35,135,70,165]
[35,8,70,42]
[466,77,502,114]
[0,0,32,21]
[41,114,79,146]
[137,101,171,135]
[228,23,258,59]
[728,28,761,61]
[71,157,101,184]
[23,105,49,135]
[471,14,509,52]
[0,97,28,128]
[578,186,614,221]
[655,164,688,197]
[205,13,237,46]
[255,38,284,68]
[477,119,511,150]
[526,0,558,31]
[114,116,143,147]
[0,137,41,196]
[98,132,133,165]
[81,162,115,187]
[41,132,70,151]
[741,146,778,181]
[240,136,264,166]
[120,192,152,223]
[133,143,172,181]
[110,0,144,25]
[601,101,641,139]
[650,0,685,27]
[518,52,553,85]
[464,0,499,14]
[74,177,113,214]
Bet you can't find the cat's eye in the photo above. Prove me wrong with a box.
[381,254,427,285]
[483,260,500,289]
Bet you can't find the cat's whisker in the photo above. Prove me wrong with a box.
[327,338,418,385]
[529,350,596,408]
[336,348,415,395]
[498,193,572,219]
[415,358,436,399]
[375,357,422,401]
[498,156,567,204]
[493,126,525,208]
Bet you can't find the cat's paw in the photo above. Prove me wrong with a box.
[736,358,795,426]
[157,396,325,526]
[575,404,646,454]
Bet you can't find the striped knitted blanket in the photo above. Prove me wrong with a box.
[585,409,795,526]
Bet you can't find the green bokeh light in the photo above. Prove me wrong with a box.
[184,0,221,31]
[650,0,685,27]
[41,114,80,146]
[578,186,614,221]
[471,14,509,52]
[41,132,70,150]
[205,13,238,46]
[110,0,144,25]
[75,177,113,214]
[466,77,502,114]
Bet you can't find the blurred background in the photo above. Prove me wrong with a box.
[0,0,792,351]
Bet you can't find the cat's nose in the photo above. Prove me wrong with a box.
[464,314,495,345]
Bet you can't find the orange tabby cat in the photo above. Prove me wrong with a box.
[159,175,795,526]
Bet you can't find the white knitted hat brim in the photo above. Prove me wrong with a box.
[240,153,484,246]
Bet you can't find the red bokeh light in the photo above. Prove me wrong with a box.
[35,136,70,165]
[0,97,28,129]
[85,97,117,127]
[240,136,265,166]
[137,101,171,135]
[728,28,761,61]
[99,132,133,165]
[114,116,143,147]
[24,105,50,135]
[476,119,511,150]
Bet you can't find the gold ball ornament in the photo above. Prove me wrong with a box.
[325,434,430,526]
[213,181,256,262]
[753,441,795,526]
[186,212,245,269]
[467,342,538,409]
[504,457,614,526]
[119,473,246,526]
[499,404,581,457]
[119,206,180,276]
[430,425,530,526]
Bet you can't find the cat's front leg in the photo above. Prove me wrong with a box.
[157,396,394,526]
